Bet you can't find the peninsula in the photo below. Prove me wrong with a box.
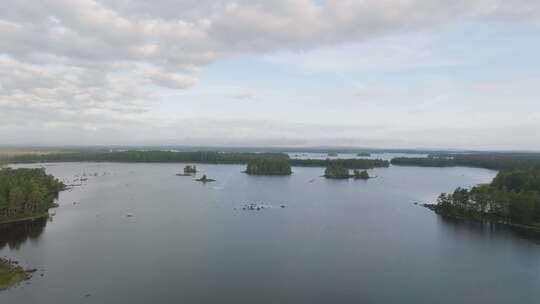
[0,168,65,225]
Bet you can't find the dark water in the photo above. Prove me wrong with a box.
[1,162,540,304]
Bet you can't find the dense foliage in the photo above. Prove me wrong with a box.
[353,170,370,179]
[0,168,64,222]
[5,151,288,164]
[430,168,540,226]
[291,158,389,169]
[391,152,540,170]
[183,165,197,174]
[324,164,351,179]
[6,151,390,170]
[245,158,292,175]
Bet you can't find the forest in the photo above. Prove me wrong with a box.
[427,168,540,227]
[245,158,292,175]
[0,168,65,223]
[391,152,540,170]
[3,151,288,164]
[291,158,389,169]
[4,150,390,169]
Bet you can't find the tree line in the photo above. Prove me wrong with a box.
[245,158,292,175]
[429,168,540,226]
[291,158,388,169]
[391,152,540,170]
[0,168,65,223]
[5,150,390,169]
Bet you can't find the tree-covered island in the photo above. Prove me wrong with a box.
[425,168,540,231]
[324,164,351,179]
[0,168,65,224]
[324,164,371,180]
[353,169,370,179]
[245,158,292,175]
[177,165,197,176]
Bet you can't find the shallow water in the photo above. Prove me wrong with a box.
[1,161,539,303]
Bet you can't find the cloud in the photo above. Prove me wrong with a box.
[0,0,539,146]
[147,70,198,89]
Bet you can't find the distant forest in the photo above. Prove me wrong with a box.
[3,151,390,169]
[391,153,540,170]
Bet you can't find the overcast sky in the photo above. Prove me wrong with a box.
[0,0,539,149]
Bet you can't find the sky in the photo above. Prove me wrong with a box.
[0,0,539,150]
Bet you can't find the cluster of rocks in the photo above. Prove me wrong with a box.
[237,203,287,211]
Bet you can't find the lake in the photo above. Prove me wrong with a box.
[1,161,540,303]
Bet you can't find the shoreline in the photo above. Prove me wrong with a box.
[0,258,31,291]
[0,212,50,226]
[423,204,540,234]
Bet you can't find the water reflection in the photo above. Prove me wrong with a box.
[436,214,540,244]
[0,218,47,250]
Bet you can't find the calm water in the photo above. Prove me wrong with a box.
[1,162,540,303]
[287,152,427,160]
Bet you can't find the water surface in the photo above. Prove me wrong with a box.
[1,162,539,304]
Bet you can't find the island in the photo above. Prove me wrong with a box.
[195,175,216,183]
[324,164,351,179]
[327,152,338,157]
[424,168,540,232]
[244,158,292,176]
[0,258,29,290]
[177,165,197,176]
[324,165,371,180]
[353,169,370,179]
[0,168,65,224]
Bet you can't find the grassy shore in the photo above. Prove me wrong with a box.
[0,258,29,290]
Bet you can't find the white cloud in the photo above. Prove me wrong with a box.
[0,0,539,147]
[147,70,198,89]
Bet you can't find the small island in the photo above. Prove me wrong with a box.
[324,164,370,180]
[356,152,371,157]
[177,165,197,176]
[327,152,338,157]
[0,258,30,290]
[0,168,65,224]
[245,158,292,176]
[324,164,351,179]
[353,169,370,180]
[195,175,216,183]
